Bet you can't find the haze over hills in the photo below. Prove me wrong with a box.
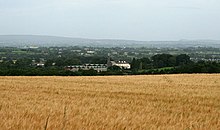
[0,35,220,48]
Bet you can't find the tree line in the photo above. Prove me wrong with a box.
[131,54,220,74]
[0,54,220,76]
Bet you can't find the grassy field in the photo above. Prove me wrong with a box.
[0,74,219,130]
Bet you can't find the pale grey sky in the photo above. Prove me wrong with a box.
[0,0,220,40]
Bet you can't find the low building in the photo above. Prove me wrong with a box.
[65,64,107,72]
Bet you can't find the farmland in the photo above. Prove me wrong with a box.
[0,74,220,129]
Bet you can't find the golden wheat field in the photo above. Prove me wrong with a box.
[0,74,220,130]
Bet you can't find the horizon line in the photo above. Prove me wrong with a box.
[0,34,220,42]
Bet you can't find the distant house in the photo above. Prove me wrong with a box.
[87,51,95,54]
[65,64,107,72]
[107,57,131,69]
[36,63,45,67]
[31,59,45,67]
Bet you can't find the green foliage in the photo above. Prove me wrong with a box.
[176,54,191,66]
[174,61,220,73]
[131,54,193,71]
[108,65,122,72]
[0,51,220,76]
[151,54,176,68]
[131,57,152,71]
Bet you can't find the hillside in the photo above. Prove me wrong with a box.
[0,35,146,47]
[0,35,220,48]
[0,74,219,129]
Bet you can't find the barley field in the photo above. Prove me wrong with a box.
[0,74,220,130]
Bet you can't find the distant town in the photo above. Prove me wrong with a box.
[0,45,220,76]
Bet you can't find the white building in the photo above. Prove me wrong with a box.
[107,58,131,69]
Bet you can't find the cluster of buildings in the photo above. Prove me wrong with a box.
[65,57,131,72]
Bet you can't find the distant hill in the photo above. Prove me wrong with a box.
[0,35,220,48]
[0,35,147,47]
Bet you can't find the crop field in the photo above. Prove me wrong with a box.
[0,74,220,130]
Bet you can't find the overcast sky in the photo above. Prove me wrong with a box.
[0,0,220,41]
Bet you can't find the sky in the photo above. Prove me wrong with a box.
[0,0,220,41]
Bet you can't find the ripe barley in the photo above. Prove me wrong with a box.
[0,74,219,129]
